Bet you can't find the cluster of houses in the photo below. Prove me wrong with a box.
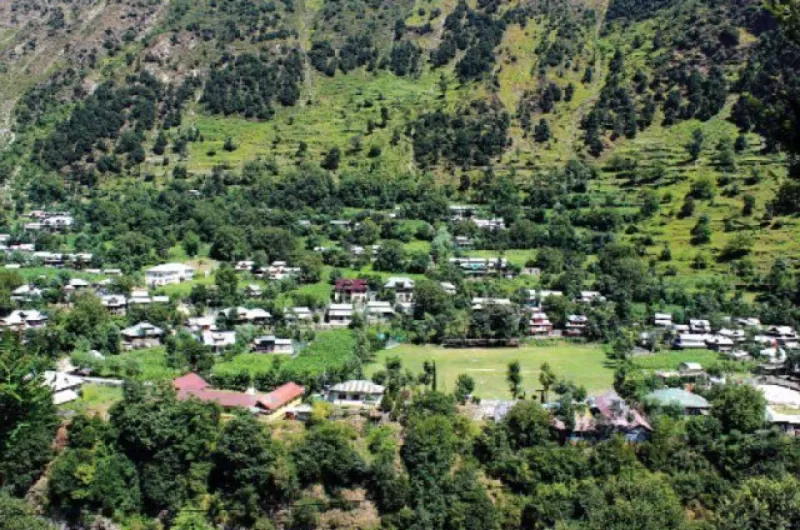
[652,314,799,362]
[234,260,301,281]
[22,211,75,233]
[521,289,603,338]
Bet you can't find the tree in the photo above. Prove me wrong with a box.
[210,415,297,521]
[686,128,704,161]
[374,240,406,272]
[501,400,551,449]
[507,361,523,399]
[183,231,201,257]
[715,138,737,171]
[690,214,712,245]
[293,422,366,492]
[0,493,56,530]
[215,264,239,305]
[321,147,341,171]
[453,374,475,404]
[538,362,557,402]
[430,225,454,264]
[743,194,756,216]
[533,118,551,143]
[709,383,767,433]
[716,476,800,530]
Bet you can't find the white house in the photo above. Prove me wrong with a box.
[673,333,712,349]
[201,330,237,352]
[384,277,415,304]
[145,263,195,287]
[220,307,272,325]
[253,335,294,354]
[327,380,385,408]
[471,298,512,310]
[101,295,128,315]
[365,301,395,324]
[0,309,47,331]
[440,282,457,296]
[42,371,84,405]
[653,313,673,327]
[326,304,354,327]
[565,314,588,336]
[286,306,314,323]
[689,319,712,333]
[11,284,43,303]
[578,291,603,304]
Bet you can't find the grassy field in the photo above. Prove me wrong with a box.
[63,384,123,418]
[367,341,613,399]
[214,329,356,377]
[632,349,723,371]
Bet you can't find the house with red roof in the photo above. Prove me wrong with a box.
[173,374,304,421]
[334,278,369,304]
[552,390,652,443]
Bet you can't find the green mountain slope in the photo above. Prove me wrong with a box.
[1,0,798,279]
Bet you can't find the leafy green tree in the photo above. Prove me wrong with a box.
[215,264,239,305]
[210,414,297,521]
[453,374,475,404]
[0,493,56,530]
[686,128,705,161]
[716,476,800,530]
[293,421,366,492]
[374,240,406,272]
[538,362,557,402]
[690,214,712,245]
[507,360,523,399]
[709,383,767,434]
[501,400,551,449]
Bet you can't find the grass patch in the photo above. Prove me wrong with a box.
[367,341,613,399]
[63,384,123,417]
[214,329,356,377]
[633,349,722,371]
[125,347,180,382]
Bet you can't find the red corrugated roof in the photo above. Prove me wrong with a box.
[174,373,208,392]
[259,382,305,412]
[173,376,304,414]
[334,278,368,292]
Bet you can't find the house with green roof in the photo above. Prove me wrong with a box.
[646,388,711,416]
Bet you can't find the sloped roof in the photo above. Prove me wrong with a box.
[174,373,209,392]
[646,388,710,409]
[331,380,385,394]
[260,382,305,411]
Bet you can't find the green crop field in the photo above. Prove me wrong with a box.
[367,341,614,399]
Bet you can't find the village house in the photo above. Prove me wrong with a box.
[578,291,603,304]
[121,322,165,350]
[220,307,272,325]
[365,301,395,324]
[735,317,762,329]
[42,215,74,232]
[145,263,195,287]
[244,284,263,298]
[11,284,43,303]
[529,311,554,336]
[706,335,735,353]
[334,278,369,304]
[263,261,301,281]
[235,260,255,272]
[449,257,510,277]
[440,282,457,296]
[43,371,84,406]
[449,205,475,221]
[65,278,91,294]
[673,333,712,350]
[101,295,128,316]
[526,289,564,306]
[689,319,712,333]
[187,316,216,333]
[653,313,673,328]
[565,314,588,336]
[472,218,506,231]
[286,306,314,323]
[326,380,385,409]
[326,304,354,327]
[0,309,47,331]
[253,335,294,354]
[471,297,513,311]
[454,236,473,251]
[767,325,799,348]
[553,390,652,442]
[718,328,746,343]
[201,330,237,352]
[645,388,711,416]
[384,277,415,304]
[103,268,123,276]
[173,373,305,420]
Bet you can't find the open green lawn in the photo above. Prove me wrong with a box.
[632,349,723,371]
[62,384,123,417]
[367,341,613,399]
